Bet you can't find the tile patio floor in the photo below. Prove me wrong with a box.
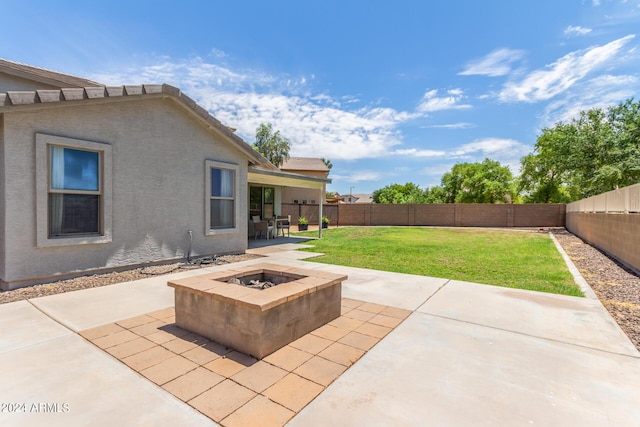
[80,299,410,426]
[1,240,640,426]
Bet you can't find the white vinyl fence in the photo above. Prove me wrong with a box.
[567,183,640,213]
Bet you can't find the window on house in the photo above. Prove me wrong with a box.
[207,161,237,231]
[36,133,112,248]
[49,146,101,236]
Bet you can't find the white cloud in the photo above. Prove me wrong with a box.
[459,48,526,77]
[564,25,592,36]
[423,122,475,129]
[541,74,640,126]
[392,148,447,158]
[90,56,422,161]
[416,88,472,112]
[330,171,383,183]
[499,35,635,102]
[452,138,530,158]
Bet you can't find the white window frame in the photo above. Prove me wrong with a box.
[205,160,239,236]
[36,133,112,247]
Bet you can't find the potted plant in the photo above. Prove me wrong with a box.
[298,216,308,231]
[321,216,330,229]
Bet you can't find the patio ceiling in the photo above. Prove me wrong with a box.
[248,166,330,189]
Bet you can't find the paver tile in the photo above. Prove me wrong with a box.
[182,343,227,365]
[263,373,324,412]
[105,336,157,359]
[290,334,333,355]
[140,355,198,385]
[343,309,377,322]
[357,302,387,314]
[221,395,294,427]
[310,324,350,341]
[232,361,288,393]
[92,329,138,349]
[204,351,257,377]
[189,379,256,422]
[263,345,313,371]
[158,323,191,339]
[163,367,224,401]
[338,331,380,351]
[293,356,347,387]
[79,323,125,340]
[368,313,404,328]
[341,298,364,309]
[380,305,412,319]
[318,342,365,367]
[128,320,167,337]
[145,329,180,345]
[121,345,176,371]
[328,316,365,331]
[355,322,392,339]
[147,307,176,320]
[116,314,158,329]
[161,334,207,354]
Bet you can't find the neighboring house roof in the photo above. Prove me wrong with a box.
[280,157,329,173]
[341,194,373,203]
[0,83,273,168]
[353,194,373,203]
[0,58,103,88]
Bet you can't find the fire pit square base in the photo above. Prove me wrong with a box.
[168,263,347,359]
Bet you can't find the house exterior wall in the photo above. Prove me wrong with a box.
[1,97,249,289]
[280,169,326,204]
[0,114,5,280]
[0,74,59,92]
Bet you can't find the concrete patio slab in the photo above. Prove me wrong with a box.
[0,334,215,427]
[29,277,176,332]
[0,300,73,353]
[418,279,639,356]
[290,312,640,427]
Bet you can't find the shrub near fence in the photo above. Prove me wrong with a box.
[281,203,566,228]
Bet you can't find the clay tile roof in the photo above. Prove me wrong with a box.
[280,157,329,172]
[0,58,103,88]
[0,83,272,168]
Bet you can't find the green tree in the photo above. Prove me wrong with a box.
[253,123,291,167]
[372,182,428,204]
[519,99,640,202]
[440,158,515,203]
[321,158,333,172]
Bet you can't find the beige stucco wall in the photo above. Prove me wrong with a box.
[280,169,327,205]
[1,97,250,289]
[0,114,5,280]
[0,74,59,92]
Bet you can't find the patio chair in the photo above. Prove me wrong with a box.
[277,215,291,237]
[252,216,274,239]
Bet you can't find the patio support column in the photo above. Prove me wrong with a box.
[318,188,323,239]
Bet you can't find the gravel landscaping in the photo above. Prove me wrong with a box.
[0,253,262,305]
[1,230,639,353]
[551,229,640,352]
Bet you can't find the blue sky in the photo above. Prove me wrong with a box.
[2,1,640,194]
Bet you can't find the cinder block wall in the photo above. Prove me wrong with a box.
[566,213,640,275]
[282,203,566,227]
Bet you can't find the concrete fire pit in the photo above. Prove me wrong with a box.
[168,263,347,359]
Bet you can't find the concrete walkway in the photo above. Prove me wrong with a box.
[1,242,639,426]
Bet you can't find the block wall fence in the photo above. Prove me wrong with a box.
[566,184,640,276]
[281,203,566,228]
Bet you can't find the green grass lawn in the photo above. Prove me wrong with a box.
[296,227,583,297]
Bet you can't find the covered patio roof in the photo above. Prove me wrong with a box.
[248,166,331,189]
